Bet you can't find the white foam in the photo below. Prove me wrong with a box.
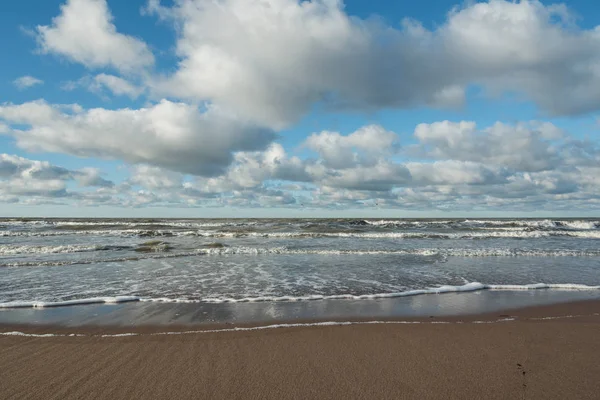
[0,244,129,255]
[560,220,598,230]
[364,219,600,230]
[0,331,84,337]
[531,313,600,320]
[4,313,599,338]
[0,296,140,309]
[140,282,600,304]
[199,247,600,257]
[194,230,600,239]
[0,251,206,268]
[2,283,599,309]
[2,244,599,269]
[3,224,600,239]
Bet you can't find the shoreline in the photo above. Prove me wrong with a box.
[2,296,600,336]
[2,299,599,399]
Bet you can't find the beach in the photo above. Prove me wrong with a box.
[2,299,600,399]
[5,0,600,396]
[3,217,600,398]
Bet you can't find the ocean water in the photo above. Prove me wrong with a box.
[1,218,600,310]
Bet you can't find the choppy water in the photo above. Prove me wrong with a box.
[1,218,600,308]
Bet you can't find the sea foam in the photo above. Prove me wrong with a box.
[2,282,598,309]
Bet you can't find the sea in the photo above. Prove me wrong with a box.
[2,217,600,325]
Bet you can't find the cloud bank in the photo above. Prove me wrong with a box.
[2,0,600,213]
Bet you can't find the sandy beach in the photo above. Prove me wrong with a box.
[2,300,600,400]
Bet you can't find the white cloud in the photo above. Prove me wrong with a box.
[406,161,508,186]
[0,154,70,180]
[0,99,276,176]
[146,0,600,130]
[0,154,115,199]
[413,120,565,172]
[74,167,115,188]
[188,143,309,194]
[7,0,600,212]
[316,161,411,192]
[440,1,600,115]
[304,125,398,169]
[0,178,67,197]
[13,76,44,90]
[36,0,154,72]
[177,119,600,210]
[129,165,183,189]
[62,74,143,98]
[93,74,143,98]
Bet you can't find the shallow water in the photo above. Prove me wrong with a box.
[1,218,600,309]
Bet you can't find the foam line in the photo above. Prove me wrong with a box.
[2,314,599,338]
[2,282,599,309]
[0,296,140,309]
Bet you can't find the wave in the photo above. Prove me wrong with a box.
[200,247,600,257]
[2,246,599,268]
[167,283,600,304]
[189,230,600,239]
[0,296,139,309]
[2,218,599,238]
[86,230,598,239]
[1,282,599,309]
[364,219,600,230]
[0,251,205,268]
[0,244,132,256]
[0,220,257,230]
[464,219,599,230]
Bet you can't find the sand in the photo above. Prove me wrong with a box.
[1,300,600,400]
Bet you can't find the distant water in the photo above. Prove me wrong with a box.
[1,218,600,309]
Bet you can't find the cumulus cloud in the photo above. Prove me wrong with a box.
[304,125,399,169]
[146,0,600,130]
[441,1,600,115]
[0,154,71,180]
[129,165,183,189]
[175,119,600,211]
[0,154,115,200]
[406,161,509,186]
[7,0,600,212]
[3,110,599,211]
[317,161,411,192]
[186,143,309,195]
[64,74,144,98]
[0,100,276,176]
[185,125,407,197]
[73,167,115,188]
[413,120,565,172]
[13,76,44,90]
[36,0,154,72]
[91,74,143,98]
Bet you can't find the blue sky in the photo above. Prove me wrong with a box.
[1,0,600,217]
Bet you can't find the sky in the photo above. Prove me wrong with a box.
[1,0,600,218]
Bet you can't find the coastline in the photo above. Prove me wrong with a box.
[1,288,599,329]
[2,299,599,399]
[1,292,599,334]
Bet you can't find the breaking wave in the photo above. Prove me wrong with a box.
[0,244,132,255]
[200,246,600,257]
[1,282,599,309]
[3,245,600,268]
[2,218,599,239]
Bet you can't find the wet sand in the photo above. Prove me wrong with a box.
[2,289,599,328]
[2,300,600,399]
